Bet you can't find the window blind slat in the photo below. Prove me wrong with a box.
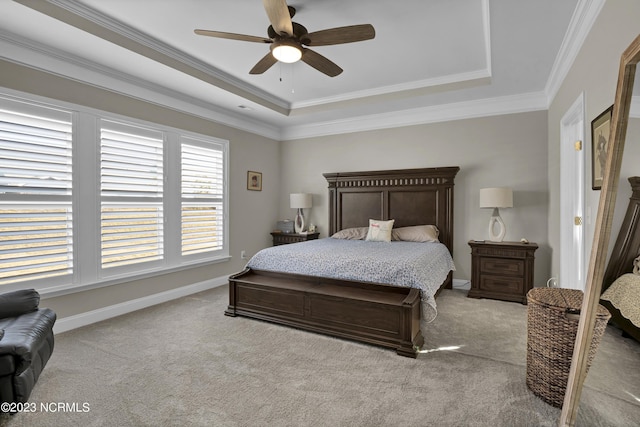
[0,107,71,130]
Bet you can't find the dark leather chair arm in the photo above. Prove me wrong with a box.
[0,289,40,319]
[0,308,56,375]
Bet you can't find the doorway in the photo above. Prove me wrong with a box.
[559,93,586,290]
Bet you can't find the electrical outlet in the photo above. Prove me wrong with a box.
[241,250,247,259]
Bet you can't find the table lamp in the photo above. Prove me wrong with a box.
[480,187,513,242]
[290,193,312,233]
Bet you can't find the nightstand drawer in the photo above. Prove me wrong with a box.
[479,257,524,277]
[271,232,319,246]
[468,240,538,304]
[479,275,525,295]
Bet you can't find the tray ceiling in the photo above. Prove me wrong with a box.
[1,0,585,139]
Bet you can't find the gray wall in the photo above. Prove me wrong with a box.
[0,60,281,318]
[279,111,550,284]
[547,0,640,282]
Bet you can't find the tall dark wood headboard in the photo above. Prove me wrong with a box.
[601,176,640,293]
[323,167,460,256]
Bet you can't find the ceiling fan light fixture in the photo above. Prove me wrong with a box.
[271,39,302,63]
[194,1,374,77]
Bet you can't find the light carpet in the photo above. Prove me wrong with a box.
[2,286,639,426]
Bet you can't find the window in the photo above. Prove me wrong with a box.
[181,139,224,257]
[0,93,228,290]
[100,120,164,270]
[0,100,73,285]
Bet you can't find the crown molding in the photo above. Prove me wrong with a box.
[14,0,289,115]
[544,0,606,105]
[281,91,548,141]
[0,30,281,140]
[291,69,492,110]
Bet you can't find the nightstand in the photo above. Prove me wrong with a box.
[468,240,538,304]
[270,232,320,246]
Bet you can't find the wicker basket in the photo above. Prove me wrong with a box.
[526,288,611,408]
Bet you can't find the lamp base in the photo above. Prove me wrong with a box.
[294,208,305,233]
[488,207,506,242]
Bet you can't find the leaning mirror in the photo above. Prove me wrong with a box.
[560,34,640,426]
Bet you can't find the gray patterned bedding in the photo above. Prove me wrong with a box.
[246,238,455,326]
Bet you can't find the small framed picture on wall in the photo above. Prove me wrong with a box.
[247,171,262,191]
[591,105,613,190]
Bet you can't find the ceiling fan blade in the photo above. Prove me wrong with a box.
[194,29,272,44]
[262,0,293,36]
[301,48,343,77]
[249,52,278,74]
[305,24,375,46]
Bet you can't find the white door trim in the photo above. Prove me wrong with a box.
[559,93,586,290]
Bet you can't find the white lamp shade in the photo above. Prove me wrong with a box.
[480,187,513,208]
[290,193,312,209]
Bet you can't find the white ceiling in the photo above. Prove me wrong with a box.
[0,0,586,140]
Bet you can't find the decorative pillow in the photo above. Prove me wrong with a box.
[331,227,369,240]
[391,225,440,242]
[365,219,395,242]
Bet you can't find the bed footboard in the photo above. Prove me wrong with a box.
[226,268,424,358]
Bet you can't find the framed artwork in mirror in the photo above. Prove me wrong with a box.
[247,171,262,191]
[590,105,613,190]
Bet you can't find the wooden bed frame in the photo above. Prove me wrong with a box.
[600,176,640,343]
[226,167,460,357]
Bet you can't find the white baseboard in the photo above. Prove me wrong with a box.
[53,275,228,334]
[452,279,471,290]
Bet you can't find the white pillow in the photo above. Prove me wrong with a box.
[365,219,395,242]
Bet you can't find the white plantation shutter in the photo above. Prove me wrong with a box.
[181,140,224,256]
[0,103,73,284]
[100,120,164,269]
[1,93,228,290]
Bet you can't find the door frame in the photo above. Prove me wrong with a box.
[559,92,586,290]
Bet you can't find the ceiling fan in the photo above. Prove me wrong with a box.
[194,0,375,77]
